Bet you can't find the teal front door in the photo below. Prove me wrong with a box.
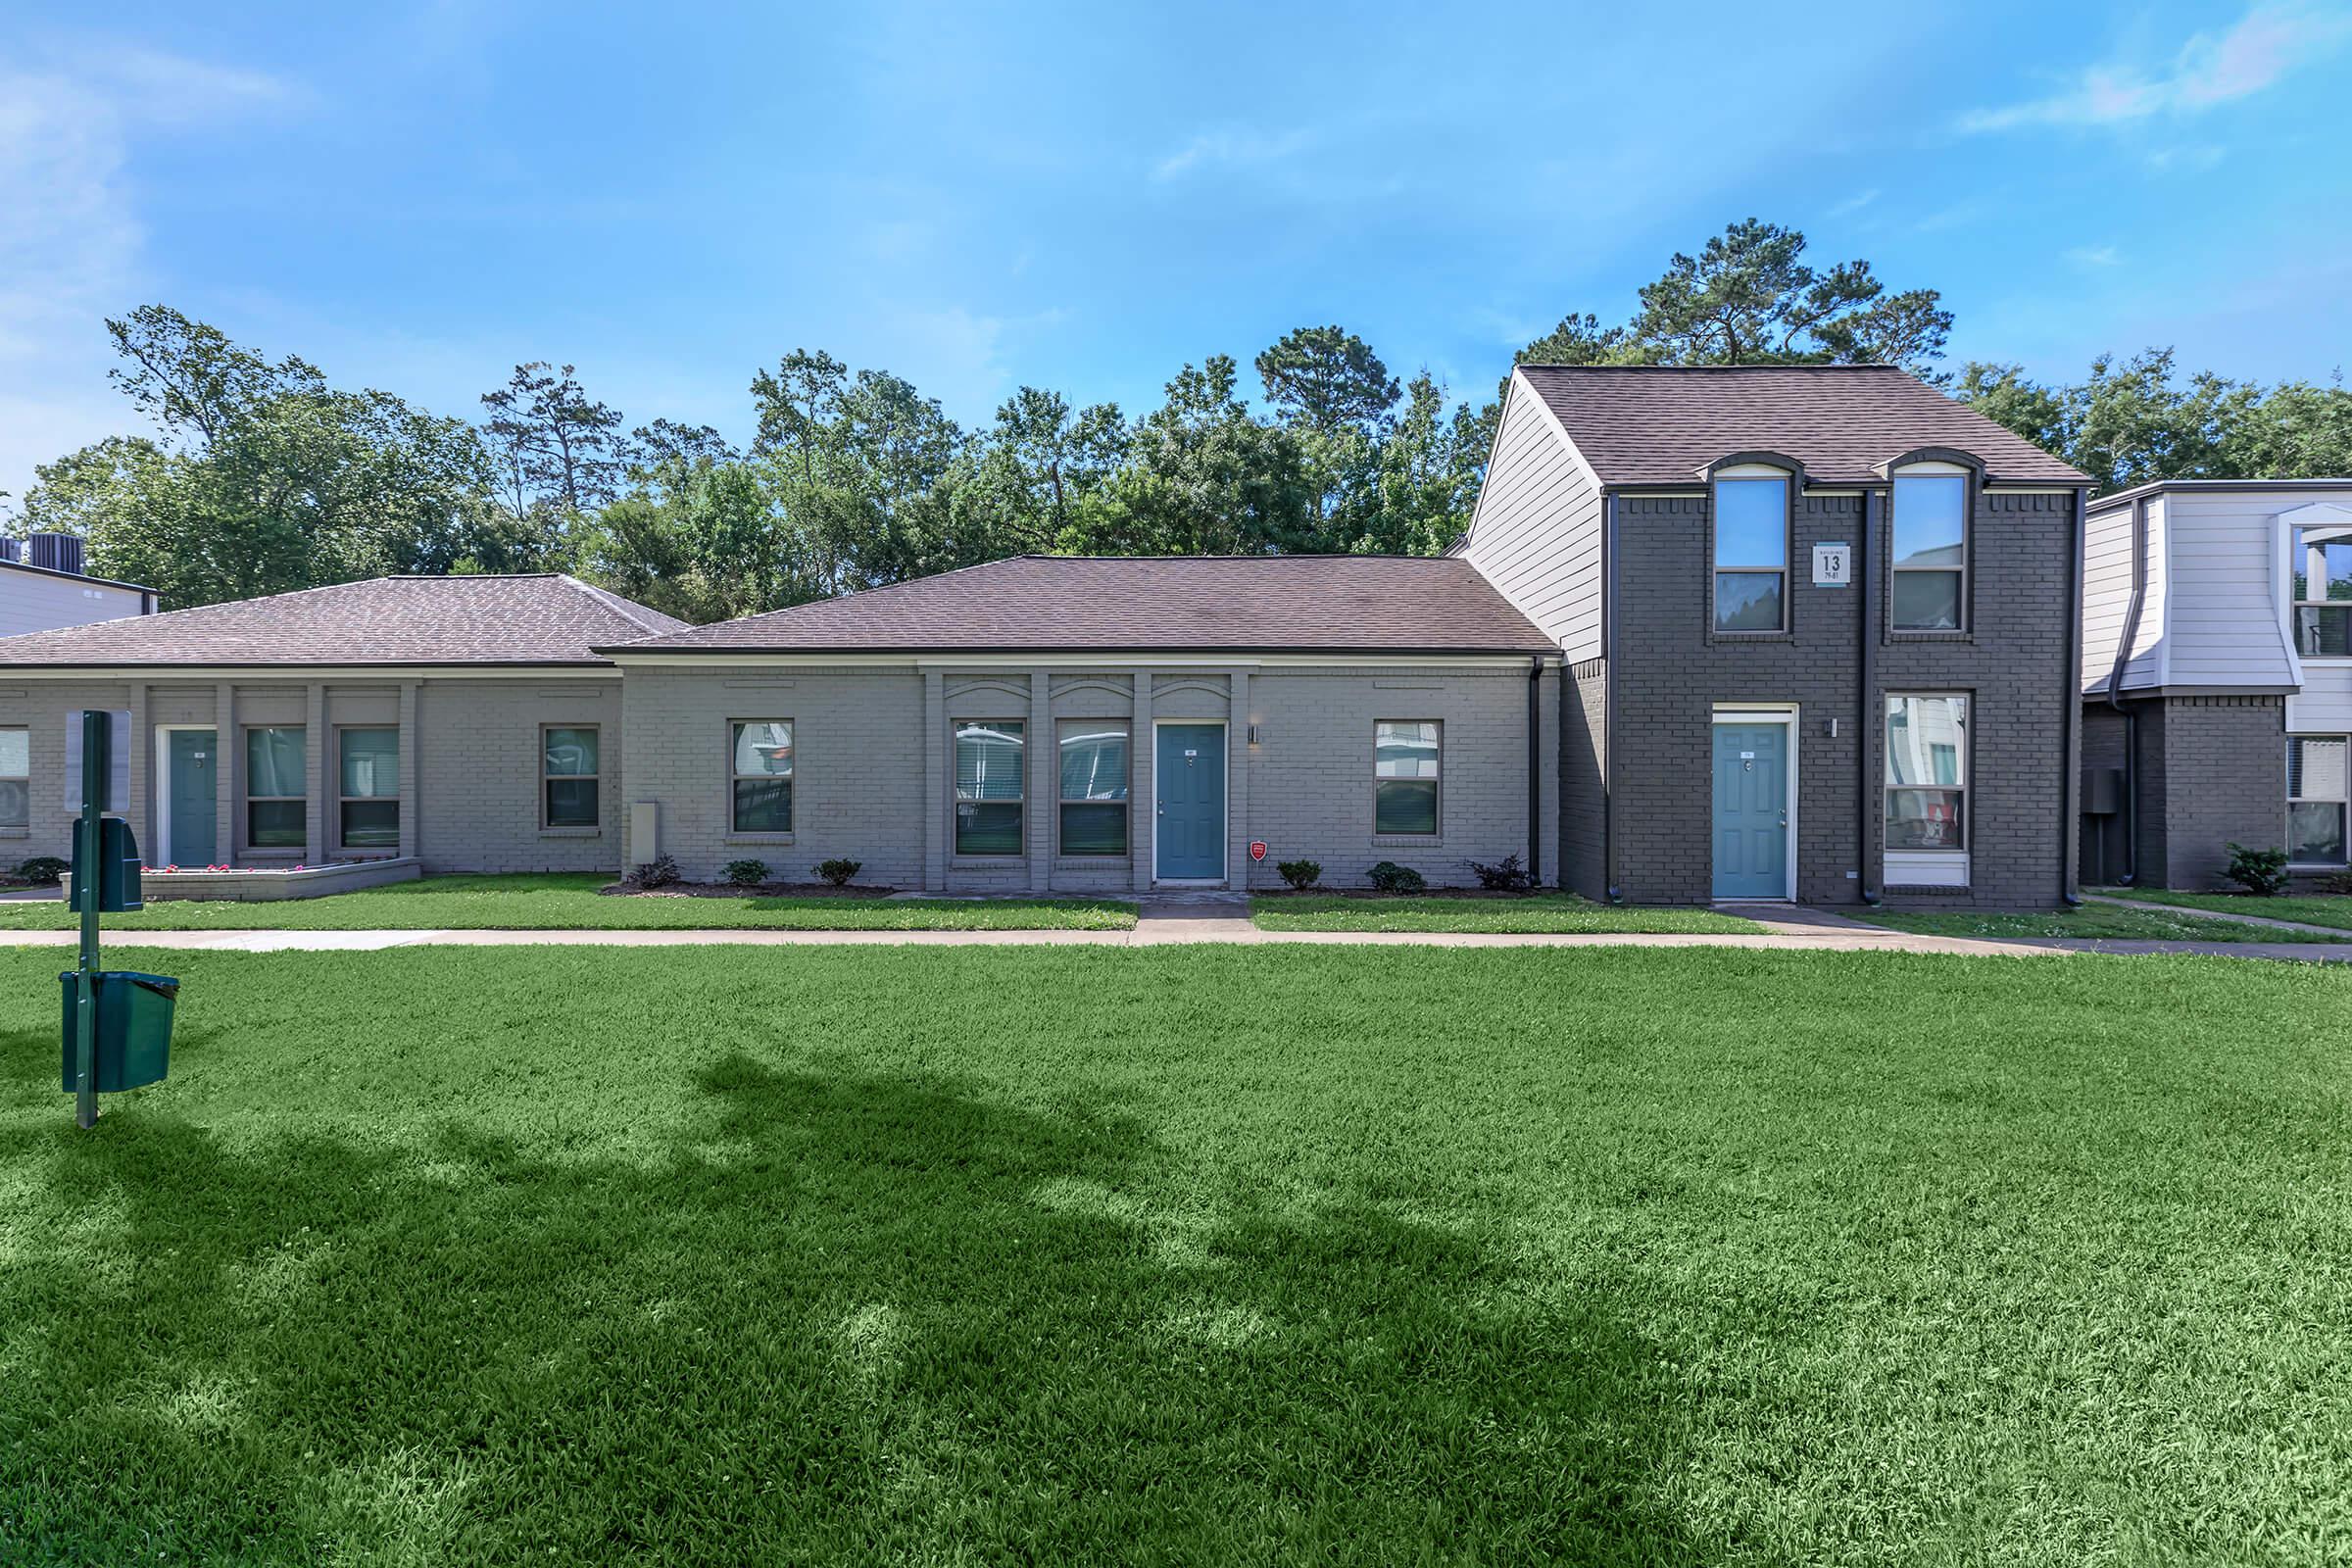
[167,729,219,866]
[1711,721,1788,900]
[1154,724,1226,880]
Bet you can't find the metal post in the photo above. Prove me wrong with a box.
[74,710,105,1129]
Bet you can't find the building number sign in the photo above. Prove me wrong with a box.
[1812,543,1851,587]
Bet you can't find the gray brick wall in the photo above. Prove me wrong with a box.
[1606,486,2078,907]
[0,675,621,875]
[1561,659,1607,898]
[2082,694,2285,889]
[615,661,1552,891]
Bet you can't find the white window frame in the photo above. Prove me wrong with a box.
[2287,734,2350,867]
[1372,719,1443,837]
[1711,468,1791,635]
[954,719,1026,858]
[0,725,26,832]
[728,719,796,837]
[1889,463,1972,633]
[335,725,401,853]
[243,724,307,853]
[541,723,601,831]
[1883,693,1971,888]
[1055,719,1129,858]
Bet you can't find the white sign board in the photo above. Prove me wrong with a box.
[1812,542,1851,587]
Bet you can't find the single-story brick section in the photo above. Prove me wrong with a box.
[0,558,1559,894]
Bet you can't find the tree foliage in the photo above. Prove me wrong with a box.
[1959,348,2352,494]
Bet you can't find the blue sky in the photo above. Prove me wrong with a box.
[3,1,2349,503]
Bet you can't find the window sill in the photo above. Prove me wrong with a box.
[1054,855,1129,867]
[0,827,26,840]
[539,826,603,838]
[1708,631,1794,644]
[724,833,796,845]
[1887,630,1975,644]
[1371,834,1445,848]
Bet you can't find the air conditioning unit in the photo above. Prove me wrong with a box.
[27,532,85,575]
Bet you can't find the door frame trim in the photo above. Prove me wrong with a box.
[154,722,220,867]
[1710,708,1798,902]
[1151,717,1230,886]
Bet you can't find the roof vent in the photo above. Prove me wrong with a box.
[26,532,84,575]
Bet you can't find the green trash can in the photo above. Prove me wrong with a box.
[59,971,175,1094]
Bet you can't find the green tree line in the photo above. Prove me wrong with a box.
[8,220,2347,618]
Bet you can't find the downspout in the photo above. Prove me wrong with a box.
[1603,493,1623,903]
[1857,487,1882,905]
[1526,655,1544,885]
[2105,496,2151,886]
[2059,485,2089,906]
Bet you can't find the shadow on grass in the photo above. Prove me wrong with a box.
[2,1046,1701,1564]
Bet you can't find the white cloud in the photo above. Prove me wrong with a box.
[1827,188,1881,218]
[2146,143,2228,172]
[0,44,297,508]
[1152,125,1315,181]
[1958,3,2352,132]
[2064,245,2123,268]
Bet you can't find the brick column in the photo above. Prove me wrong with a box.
[1131,672,1153,891]
[398,681,420,861]
[304,683,325,862]
[125,682,149,850]
[1226,668,1249,888]
[922,670,945,891]
[215,683,236,864]
[1029,670,1052,892]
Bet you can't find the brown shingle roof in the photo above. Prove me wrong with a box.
[0,574,684,667]
[1516,365,2090,486]
[603,555,1556,656]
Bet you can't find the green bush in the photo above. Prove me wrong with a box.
[813,858,862,888]
[2224,842,2290,897]
[723,858,769,887]
[1366,860,1426,895]
[1276,858,1321,891]
[13,856,69,885]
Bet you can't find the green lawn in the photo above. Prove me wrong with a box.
[5,946,2347,1564]
[2093,886,2352,932]
[1250,891,1764,934]
[0,872,1133,931]
[1854,903,2352,945]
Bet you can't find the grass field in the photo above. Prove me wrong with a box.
[2092,886,2352,932]
[4,945,2348,1564]
[0,873,1134,931]
[1250,892,1764,934]
[1853,903,2351,945]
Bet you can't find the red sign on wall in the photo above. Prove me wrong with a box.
[1249,840,1267,861]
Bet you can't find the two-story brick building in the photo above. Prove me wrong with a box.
[1462,366,2092,906]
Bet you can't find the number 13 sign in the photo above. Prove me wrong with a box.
[1811,543,1851,587]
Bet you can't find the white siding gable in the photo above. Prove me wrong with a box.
[1459,372,1603,661]
[0,568,147,638]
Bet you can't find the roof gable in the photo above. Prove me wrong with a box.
[1515,365,2090,487]
[0,574,685,667]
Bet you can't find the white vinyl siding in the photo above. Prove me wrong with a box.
[2080,494,2170,695]
[1458,374,1602,661]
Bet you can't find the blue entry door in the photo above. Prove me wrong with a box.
[168,729,219,866]
[1154,724,1227,880]
[1711,721,1788,900]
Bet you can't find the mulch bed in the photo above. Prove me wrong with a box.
[597,881,900,899]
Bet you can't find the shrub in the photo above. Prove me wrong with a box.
[1365,860,1426,895]
[2224,842,2290,897]
[1275,858,1321,891]
[722,858,769,887]
[628,855,681,890]
[1467,854,1533,892]
[813,858,862,888]
[13,856,69,885]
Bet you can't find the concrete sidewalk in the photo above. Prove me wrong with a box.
[3,906,2346,961]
